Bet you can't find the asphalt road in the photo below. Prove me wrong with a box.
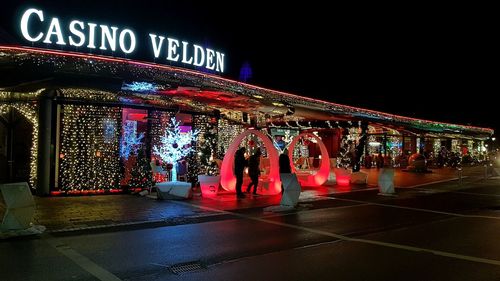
[1,178,499,281]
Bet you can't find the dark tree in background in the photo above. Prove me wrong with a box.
[199,124,219,175]
[128,149,153,190]
[353,122,368,172]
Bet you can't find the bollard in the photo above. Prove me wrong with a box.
[457,167,463,186]
[484,164,488,180]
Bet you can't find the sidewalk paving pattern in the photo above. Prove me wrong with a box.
[31,166,492,232]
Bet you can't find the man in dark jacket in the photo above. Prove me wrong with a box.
[234,147,247,198]
[246,148,262,195]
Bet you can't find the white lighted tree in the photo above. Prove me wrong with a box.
[153,117,199,181]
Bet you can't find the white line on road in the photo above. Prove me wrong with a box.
[402,177,465,188]
[176,201,500,267]
[332,197,500,220]
[46,239,122,281]
[261,203,370,218]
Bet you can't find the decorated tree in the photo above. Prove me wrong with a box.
[199,125,219,175]
[128,149,153,190]
[153,117,199,181]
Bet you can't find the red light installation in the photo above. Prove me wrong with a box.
[220,130,281,195]
[288,133,330,187]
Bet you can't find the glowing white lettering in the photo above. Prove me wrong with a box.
[149,34,165,58]
[20,8,44,42]
[166,38,180,62]
[205,48,215,70]
[87,23,97,49]
[193,44,205,67]
[216,52,225,73]
[119,29,136,54]
[43,18,66,45]
[18,8,225,72]
[99,25,118,51]
[181,41,193,64]
[68,20,85,47]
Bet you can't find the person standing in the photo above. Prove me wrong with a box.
[246,148,262,195]
[279,153,292,194]
[234,147,247,198]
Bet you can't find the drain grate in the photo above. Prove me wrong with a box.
[169,261,205,275]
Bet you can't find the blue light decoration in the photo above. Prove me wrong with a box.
[120,121,144,160]
[103,118,117,144]
[121,81,159,92]
[239,61,252,83]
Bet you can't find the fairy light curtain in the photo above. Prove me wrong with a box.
[59,104,121,191]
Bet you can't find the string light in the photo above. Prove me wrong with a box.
[217,119,244,156]
[153,117,199,181]
[0,102,39,188]
[193,115,219,177]
[59,104,121,191]
[1,46,491,137]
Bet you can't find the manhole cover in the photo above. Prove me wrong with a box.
[169,261,205,275]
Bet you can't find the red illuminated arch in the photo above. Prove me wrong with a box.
[288,133,330,186]
[220,130,281,195]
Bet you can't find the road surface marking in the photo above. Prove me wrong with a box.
[332,197,500,220]
[46,239,122,281]
[402,177,464,188]
[262,203,369,218]
[177,201,500,267]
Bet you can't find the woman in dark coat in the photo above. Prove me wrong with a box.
[234,147,247,198]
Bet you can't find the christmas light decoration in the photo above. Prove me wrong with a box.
[153,117,199,181]
[0,46,493,139]
[121,81,164,92]
[433,139,441,156]
[192,115,219,178]
[0,102,39,188]
[217,119,244,156]
[120,120,144,160]
[128,149,153,190]
[59,104,121,191]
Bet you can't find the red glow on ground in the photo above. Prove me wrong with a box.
[50,191,63,196]
[336,176,351,186]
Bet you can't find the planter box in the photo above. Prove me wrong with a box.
[199,175,220,197]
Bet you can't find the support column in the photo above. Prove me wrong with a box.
[353,122,368,172]
[383,133,387,157]
[37,91,54,196]
[7,110,14,182]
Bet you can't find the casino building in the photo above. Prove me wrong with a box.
[0,8,493,196]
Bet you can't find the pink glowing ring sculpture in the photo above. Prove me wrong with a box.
[288,133,330,187]
[220,130,281,195]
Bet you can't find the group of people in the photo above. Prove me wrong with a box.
[234,147,291,199]
[234,147,260,198]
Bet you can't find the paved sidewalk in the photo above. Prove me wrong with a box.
[29,166,488,233]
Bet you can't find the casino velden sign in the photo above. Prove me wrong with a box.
[19,8,225,73]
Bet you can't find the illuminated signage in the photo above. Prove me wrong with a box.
[19,8,225,73]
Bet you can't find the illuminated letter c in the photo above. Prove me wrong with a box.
[20,8,44,42]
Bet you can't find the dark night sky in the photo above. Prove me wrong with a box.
[1,1,498,134]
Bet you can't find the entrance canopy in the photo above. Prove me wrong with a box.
[0,46,493,139]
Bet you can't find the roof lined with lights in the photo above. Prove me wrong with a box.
[0,45,493,138]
